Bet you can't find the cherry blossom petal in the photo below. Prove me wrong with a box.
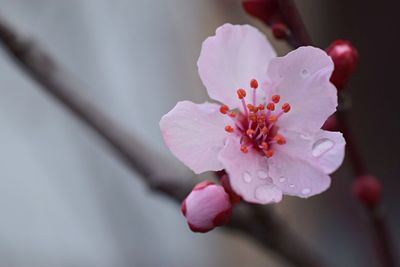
[160,101,230,174]
[267,46,337,132]
[198,24,276,109]
[268,150,331,198]
[275,129,345,174]
[218,137,282,204]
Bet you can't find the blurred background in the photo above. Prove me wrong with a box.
[0,0,398,266]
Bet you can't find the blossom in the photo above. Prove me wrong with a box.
[160,24,345,204]
[181,181,232,233]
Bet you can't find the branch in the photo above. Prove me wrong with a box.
[0,15,328,267]
[276,1,397,266]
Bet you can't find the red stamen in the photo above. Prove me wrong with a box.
[220,105,229,114]
[267,102,275,111]
[282,103,291,113]
[272,95,280,103]
[240,146,249,154]
[250,79,258,89]
[228,112,236,118]
[247,104,255,112]
[261,142,269,150]
[225,125,234,133]
[258,104,265,111]
[268,115,277,123]
[246,129,255,137]
[237,88,247,99]
[257,114,266,124]
[261,127,269,135]
[264,149,274,158]
[249,113,257,122]
[274,134,286,145]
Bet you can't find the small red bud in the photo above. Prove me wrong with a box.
[326,40,359,90]
[242,0,283,26]
[272,23,289,39]
[181,181,232,233]
[322,114,339,131]
[352,175,382,208]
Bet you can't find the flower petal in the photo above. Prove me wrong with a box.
[267,46,337,132]
[268,150,331,198]
[218,137,282,204]
[160,101,230,174]
[198,24,276,108]
[275,129,346,174]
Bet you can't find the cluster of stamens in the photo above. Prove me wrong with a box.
[220,79,291,158]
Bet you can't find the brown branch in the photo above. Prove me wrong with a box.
[0,15,328,267]
[276,1,397,266]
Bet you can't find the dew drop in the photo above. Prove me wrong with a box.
[243,172,252,183]
[257,170,268,179]
[279,177,286,183]
[312,138,334,157]
[302,188,311,195]
[301,69,309,77]
[289,184,295,188]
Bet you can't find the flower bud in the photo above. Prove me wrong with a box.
[322,114,338,131]
[181,181,232,233]
[271,23,289,39]
[352,175,382,208]
[326,40,359,90]
[242,0,283,26]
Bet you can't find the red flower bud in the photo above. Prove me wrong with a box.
[181,181,232,233]
[242,0,283,26]
[271,23,289,39]
[352,175,382,208]
[322,114,339,131]
[326,40,359,90]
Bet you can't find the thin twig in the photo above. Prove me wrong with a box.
[0,15,327,267]
[276,1,397,266]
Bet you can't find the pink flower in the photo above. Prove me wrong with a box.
[181,181,232,233]
[160,24,345,204]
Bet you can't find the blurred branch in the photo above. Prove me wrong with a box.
[0,15,328,267]
[276,1,397,266]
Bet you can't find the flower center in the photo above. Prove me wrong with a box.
[220,79,291,158]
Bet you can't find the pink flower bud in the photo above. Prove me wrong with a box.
[326,40,359,90]
[352,175,382,208]
[322,114,339,131]
[272,23,289,39]
[242,0,283,26]
[181,181,232,233]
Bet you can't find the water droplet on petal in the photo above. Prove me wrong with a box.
[289,184,295,188]
[243,172,252,183]
[279,177,286,183]
[301,69,309,77]
[257,170,268,179]
[302,188,311,195]
[312,138,334,157]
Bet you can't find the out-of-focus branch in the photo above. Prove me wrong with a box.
[276,1,397,266]
[277,0,312,47]
[0,16,327,267]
